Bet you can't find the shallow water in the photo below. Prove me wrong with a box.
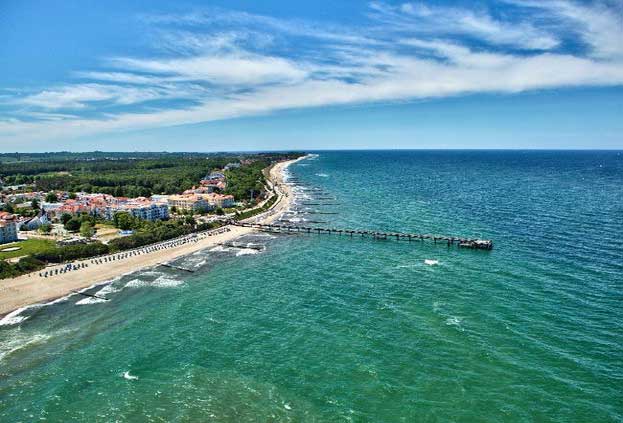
[1,151,622,422]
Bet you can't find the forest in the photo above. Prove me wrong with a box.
[0,152,303,200]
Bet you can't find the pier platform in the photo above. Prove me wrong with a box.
[231,222,493,250]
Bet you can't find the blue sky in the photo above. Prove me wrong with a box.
[0,0,622,151]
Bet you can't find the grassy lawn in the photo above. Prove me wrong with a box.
[0,239,55,260]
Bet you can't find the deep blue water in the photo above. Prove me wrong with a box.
[1,150,622,422]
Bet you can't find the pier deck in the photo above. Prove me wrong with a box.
[232,222,493,250]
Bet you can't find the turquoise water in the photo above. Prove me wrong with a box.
[1,151,622,422]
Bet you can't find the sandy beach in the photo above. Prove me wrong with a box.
[0,157,303,318]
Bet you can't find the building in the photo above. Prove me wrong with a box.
[41,202,64,216]
[205,171,226,181]
[0,212,18,244]
[224,162,241,170]
[202,193,235,208]
[199,179,226,191]
[184,185,216,195]
[57,200,91,217]
[21,209,50,231]
[52,194,169,222]
[167,194,212,212]
[117,200,169,221]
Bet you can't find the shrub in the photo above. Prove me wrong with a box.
[64,217,81,232]
[33,242,110,263]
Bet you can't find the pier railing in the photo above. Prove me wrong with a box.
[231,222,493,250]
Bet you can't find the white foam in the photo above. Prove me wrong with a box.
[76,296,108,305]
[126,275,184,289]
[193,259,207,268]
[236,249,260,256]
[123,371,139,381]
[44,296,71,306]
[98,283,121,296]
[316,173,329,177]
[152,276,184,288]
[75,278,123,305]
[251,233,276,239]
[0,333,51,361]
[445,316,464,331]
[209,245,229,252]
[0,294,76,327]
[0,307,31,326]
[424,259,439,266]
[124,279,148,288]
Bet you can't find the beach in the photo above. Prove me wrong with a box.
[1,151,621,421]
[0,157,301,318]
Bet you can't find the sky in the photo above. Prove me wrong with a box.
[0,0,622,151]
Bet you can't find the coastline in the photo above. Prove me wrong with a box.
[0,156,305,319]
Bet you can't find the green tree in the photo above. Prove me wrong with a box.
[64,217,81,232]
[80,222,95,238]
[113,212,135,230]
[45,192,58,202]
[215,207,224,216]
[61,213,72,225]
[38,223,52,234]
[31,198,40,210]
[68,192,77,200]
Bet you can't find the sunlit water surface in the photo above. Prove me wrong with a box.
[1,151,622,422]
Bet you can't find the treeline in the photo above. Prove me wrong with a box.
[33,242,110,263]
[108,220,220,251]
[1,152,304,200]
[234,193,279,221]
[0,257,46,279]
[225,160,271,201]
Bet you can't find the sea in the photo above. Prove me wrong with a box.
[1,150,622,422]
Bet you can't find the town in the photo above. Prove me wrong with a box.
[0,152,302,278]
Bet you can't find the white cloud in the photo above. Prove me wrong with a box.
[73,71,166,85]
[16,83,203,110]
[110,54,309,85]
[143,8,382,47]
[368,1,560,50]
[504,0,623,59]
[1,1,622,144]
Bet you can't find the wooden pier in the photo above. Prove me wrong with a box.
[232,222,493,250]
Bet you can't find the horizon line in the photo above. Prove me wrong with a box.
[1,148,622,155]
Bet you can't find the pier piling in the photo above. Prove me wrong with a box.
[232,222,492,250]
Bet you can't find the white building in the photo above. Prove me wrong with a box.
[103,200,169,221]
[0,215,18,244]
[122,202,169,221]
[20,210,50,231]
[168,194,213,212]
[205,194,235,208]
